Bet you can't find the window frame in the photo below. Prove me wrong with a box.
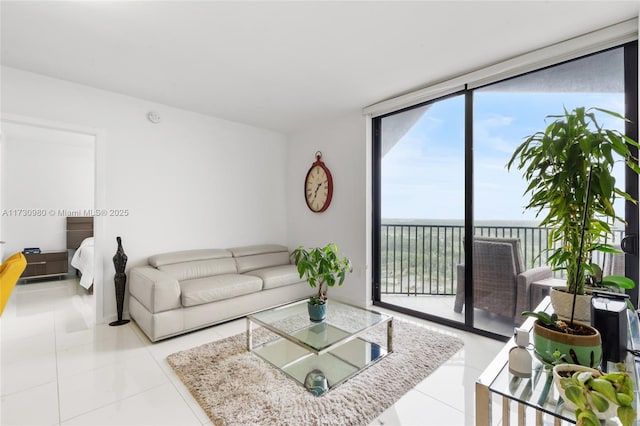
[371,39,639,340]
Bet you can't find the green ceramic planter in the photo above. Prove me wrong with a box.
[532,320,602,368]
[307,300,327,322]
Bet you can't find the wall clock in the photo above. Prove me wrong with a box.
[304,151,333,213]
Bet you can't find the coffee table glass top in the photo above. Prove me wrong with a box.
[247,299,393,395]
[248,299,391,353]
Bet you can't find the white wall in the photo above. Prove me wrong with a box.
[2,123,94,257]
[287,112,370,307]
[1,66,290,323]
[0,128,3,261]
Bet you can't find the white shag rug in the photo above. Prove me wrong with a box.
[167,318,464,426]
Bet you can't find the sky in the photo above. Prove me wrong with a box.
[381,91,627,223]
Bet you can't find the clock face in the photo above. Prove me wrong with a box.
[305,163,333,212]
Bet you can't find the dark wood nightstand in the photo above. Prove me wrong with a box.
[21,251,68,280]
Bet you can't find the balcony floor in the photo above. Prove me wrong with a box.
[381,294,516,337]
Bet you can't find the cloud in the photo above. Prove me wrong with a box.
[475,113,520,154]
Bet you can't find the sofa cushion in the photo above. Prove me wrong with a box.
[244,264,303,290]
[180,274,262,307]
[157,257,237,281]
[229,244,291,274]
[149,249,232,267]
[228,244,287,257]
[234,251,290,274]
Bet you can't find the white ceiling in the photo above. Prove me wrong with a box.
[1,1,639,134]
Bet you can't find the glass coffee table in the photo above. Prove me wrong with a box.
[246,299,393,396]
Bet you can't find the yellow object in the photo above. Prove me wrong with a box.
[0,252,27,316]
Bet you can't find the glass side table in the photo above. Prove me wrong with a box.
[476,297,640,425]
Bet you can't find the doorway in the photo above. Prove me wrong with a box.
[0,115,100,324]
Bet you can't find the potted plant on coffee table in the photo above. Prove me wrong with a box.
[291,243,353,322]
[507,106,639,321]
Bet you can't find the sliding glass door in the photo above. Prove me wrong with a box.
[473,46,632,336]
[376,94,466,326]
[373,42,638,339]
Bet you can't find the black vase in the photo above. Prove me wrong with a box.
[109,236,130,326]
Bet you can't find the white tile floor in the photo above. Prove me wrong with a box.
[1,279,505,426]
[382,294,516,337]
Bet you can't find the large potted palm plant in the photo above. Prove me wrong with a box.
[507,106,639,321]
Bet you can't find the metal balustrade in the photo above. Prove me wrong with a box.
[379,223,624,296]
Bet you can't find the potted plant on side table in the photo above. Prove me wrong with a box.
[291,243,353,322]
[510,107,639,426]
[522,310,602,368]
[507,106,639,321]
[520,309,637,425]
[553,363,636,426]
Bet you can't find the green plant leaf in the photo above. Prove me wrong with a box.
[601,275,636,289]
[521,311,556,325]
[576,409,600,426]
[565,384,587,409]
[576,371,594,385]
[593,107,629,121]
[615,392,633,406]
[617,405,636,426]
[587,378,617,402]
[559,377,573,388]
[589,391,610,413]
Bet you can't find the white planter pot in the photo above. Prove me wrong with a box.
[549,287,592,322]
[552,364,619,420]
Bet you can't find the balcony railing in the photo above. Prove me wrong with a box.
[380,223,624,296]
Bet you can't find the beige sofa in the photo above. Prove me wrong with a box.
[128,244,310,342]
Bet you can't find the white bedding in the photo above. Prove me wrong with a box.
[71,237,94,290]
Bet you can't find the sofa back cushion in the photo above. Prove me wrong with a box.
[149,249,237,281]
[180,274,263,307]
[229,244,290,274]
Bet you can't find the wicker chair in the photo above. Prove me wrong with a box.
[453,237,552,324]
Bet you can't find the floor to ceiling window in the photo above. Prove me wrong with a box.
[376,94,466,327]
[372,41,638,339]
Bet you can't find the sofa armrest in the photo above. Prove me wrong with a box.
[515,266,552,323]
[129,266,182,314]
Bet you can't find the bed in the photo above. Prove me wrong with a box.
[67,217,94,290]
[71,237,94,289]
